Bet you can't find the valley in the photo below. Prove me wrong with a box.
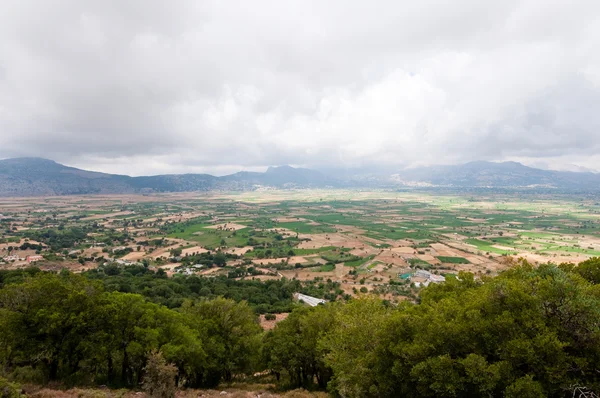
[2,189,599,307]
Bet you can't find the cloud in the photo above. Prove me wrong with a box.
[0,0,599,175]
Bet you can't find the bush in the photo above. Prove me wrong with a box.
[504,375,545,398]
[9,366,46,384]
[0,377,23,398]
[142,351,177,398]
[265,313,276,321]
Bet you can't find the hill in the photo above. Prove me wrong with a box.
[395,161,600,189]
[1,158,600,196]
[0,158,338,196]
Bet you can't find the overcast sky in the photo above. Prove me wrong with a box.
[1,0,599,176]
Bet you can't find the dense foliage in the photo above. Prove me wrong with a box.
[24,227,89,251]
[83,264,300,313]
[263,259,600,397]
[0,272,262,388]
[1,258,599,396]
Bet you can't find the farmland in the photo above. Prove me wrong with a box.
[1,189,599,307]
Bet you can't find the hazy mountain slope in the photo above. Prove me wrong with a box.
[0,158,339,196]
[397,161,600,188]
[1,158,599,197]
[128,174,218,192]
[0,158,133,196]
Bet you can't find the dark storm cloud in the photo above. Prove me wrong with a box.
[0,0,599,175]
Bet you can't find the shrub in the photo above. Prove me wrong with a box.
[142,351,177,398]
[0,377,23,398]
[265,313,276,321]
[9,366,46,384]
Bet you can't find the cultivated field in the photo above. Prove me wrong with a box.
[2,189,600,307]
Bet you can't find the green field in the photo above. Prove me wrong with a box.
[437,256,471,264]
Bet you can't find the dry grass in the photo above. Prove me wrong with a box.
[24,385,329,398]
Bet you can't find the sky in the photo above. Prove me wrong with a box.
[1,0,599,176]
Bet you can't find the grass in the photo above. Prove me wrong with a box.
[436,256,471,264]
[277,221,336,234]
[344,255,375,268]
[466,238,519,255]
[320,250,359,264]
[367,261,384,270]
[291,247,341,255]
[317,263,335,272]
[408,258,430,266]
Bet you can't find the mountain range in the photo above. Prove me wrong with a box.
[0,157,599,196]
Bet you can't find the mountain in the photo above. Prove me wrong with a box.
[0,158,338,196]
[0,158,133,196]
[394,161,600,189]
[1,158,600,197]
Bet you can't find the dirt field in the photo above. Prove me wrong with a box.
[2,190,599,305]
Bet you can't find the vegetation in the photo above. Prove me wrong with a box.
[0,272,262,388]
[436,256,471,264]
[0,258,598,396]
[3,191,600,395]
[142,351,177,398]
[265,258,600,397]
[0,376,23,398]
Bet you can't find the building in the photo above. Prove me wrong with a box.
[410,269,446,285]
[26,255,44,263]
[414,269,432,279]
[295,293,327,307]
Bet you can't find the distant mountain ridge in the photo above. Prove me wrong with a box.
[0,157,599,196]
[0,158,339,196]
[394,161,600,189]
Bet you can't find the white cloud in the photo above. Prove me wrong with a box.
[0,0,599,175]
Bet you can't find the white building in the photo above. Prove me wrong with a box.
[295,293,327,307]
[414,269,432,279]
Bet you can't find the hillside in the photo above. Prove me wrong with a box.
[0,158,339,196]
[1,158,600,196]
[396,161,600,189]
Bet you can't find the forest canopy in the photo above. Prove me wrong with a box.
[0,258,599,397]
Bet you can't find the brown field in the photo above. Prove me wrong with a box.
[2,190,600,305]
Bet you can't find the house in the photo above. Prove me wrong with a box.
[3,255,19,262]
[26,255,44,263]
[410,269,446,286]
[295,293,327,307]
[414,269,432,279]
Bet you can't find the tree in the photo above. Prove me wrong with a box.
[142,351,177,398]
[181,298,262,386]
[213,252,227,267]
[321,296,391,397]
[0,273,103,381]
[573,256,600,284]
[264,305,336,388]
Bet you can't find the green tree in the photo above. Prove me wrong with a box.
[321,296,391,397]
[264,305,335,388]
[142,351,177,398]
[181,297,262,386]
